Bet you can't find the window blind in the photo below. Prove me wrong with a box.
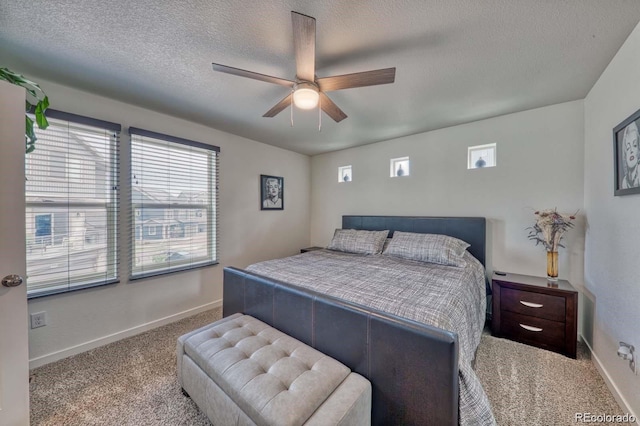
[129,128,219,279]
[25,110,120,298]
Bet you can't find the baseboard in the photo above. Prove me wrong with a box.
[29,299,222,369]
[580,334,639,424]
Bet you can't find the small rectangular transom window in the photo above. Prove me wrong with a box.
[468,143,496,169]
[338,165,352,182]
[390,157,410,177]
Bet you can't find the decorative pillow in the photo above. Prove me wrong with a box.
[327,229,389,255]
[383,231,470,267]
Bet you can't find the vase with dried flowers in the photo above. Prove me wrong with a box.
[527,208,576,280]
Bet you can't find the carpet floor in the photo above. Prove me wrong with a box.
[30,309,623,425]
[475,332,623,425]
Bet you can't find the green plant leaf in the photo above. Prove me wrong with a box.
[25,116,36,141]
[0,68,24,85]
[25,115,38,153]
[0,68,46,104]
[2,68,49,154]
[34,96,49,129]
[2,69,41,88]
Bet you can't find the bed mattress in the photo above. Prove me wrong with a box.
[246,249,495,425]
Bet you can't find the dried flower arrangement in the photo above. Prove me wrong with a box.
[527,208,576,252]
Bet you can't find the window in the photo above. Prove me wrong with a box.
[129,128,219,279]
[34,213,52,245]
[26,110,120,298]
[390,157,410,177]
[338,165,352,182]
[468,143,496,169]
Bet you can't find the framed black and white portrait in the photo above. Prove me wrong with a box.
[260,175,284,210]
[614,108,640,196]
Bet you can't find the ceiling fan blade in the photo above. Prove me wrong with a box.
[317,67,396,92]
[212,63,294,87]
[319,92,347,122]
[291,11,316,82]
[263,93,293,117]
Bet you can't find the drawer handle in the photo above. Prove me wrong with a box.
[520,301,543,308]
[519,324,543,332]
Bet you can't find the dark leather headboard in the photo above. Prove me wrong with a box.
[342,215,486,267]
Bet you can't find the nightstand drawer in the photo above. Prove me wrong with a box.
[500,311,565,351]
[501,287,565,322]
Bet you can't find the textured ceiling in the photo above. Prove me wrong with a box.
[1,1,640,155]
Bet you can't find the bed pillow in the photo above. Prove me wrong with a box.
[382,238,392,252]
[383,231,470,267]
[327,229,389,254]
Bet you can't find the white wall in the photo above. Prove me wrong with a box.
[27,80,310,366]
[584,21,640,416]
[311,100,585,290]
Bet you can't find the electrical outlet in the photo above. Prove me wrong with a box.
[30,311,46,329]
[618,342,637,375]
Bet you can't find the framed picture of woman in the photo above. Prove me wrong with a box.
[260,175,284,210]
[614,108,640,196]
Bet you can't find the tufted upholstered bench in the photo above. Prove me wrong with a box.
[177,313,372,426]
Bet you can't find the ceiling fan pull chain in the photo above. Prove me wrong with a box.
[290,91,294,127]
[318,96,322,132]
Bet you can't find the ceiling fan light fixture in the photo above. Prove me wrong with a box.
[292,82,319,110]
[212,12,395,122]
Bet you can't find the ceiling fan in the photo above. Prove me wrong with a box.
[212,11,396,123]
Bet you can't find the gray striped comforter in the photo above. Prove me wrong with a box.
[246,249,496,426]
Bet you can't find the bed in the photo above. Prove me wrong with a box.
[223,216,494,425]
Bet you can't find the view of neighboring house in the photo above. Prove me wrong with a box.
[131,186,209,271]
[25,122,113,291]
[132,188,207,241]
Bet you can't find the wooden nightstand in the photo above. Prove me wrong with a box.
[491,272,578,358]
[300,246,324,253]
